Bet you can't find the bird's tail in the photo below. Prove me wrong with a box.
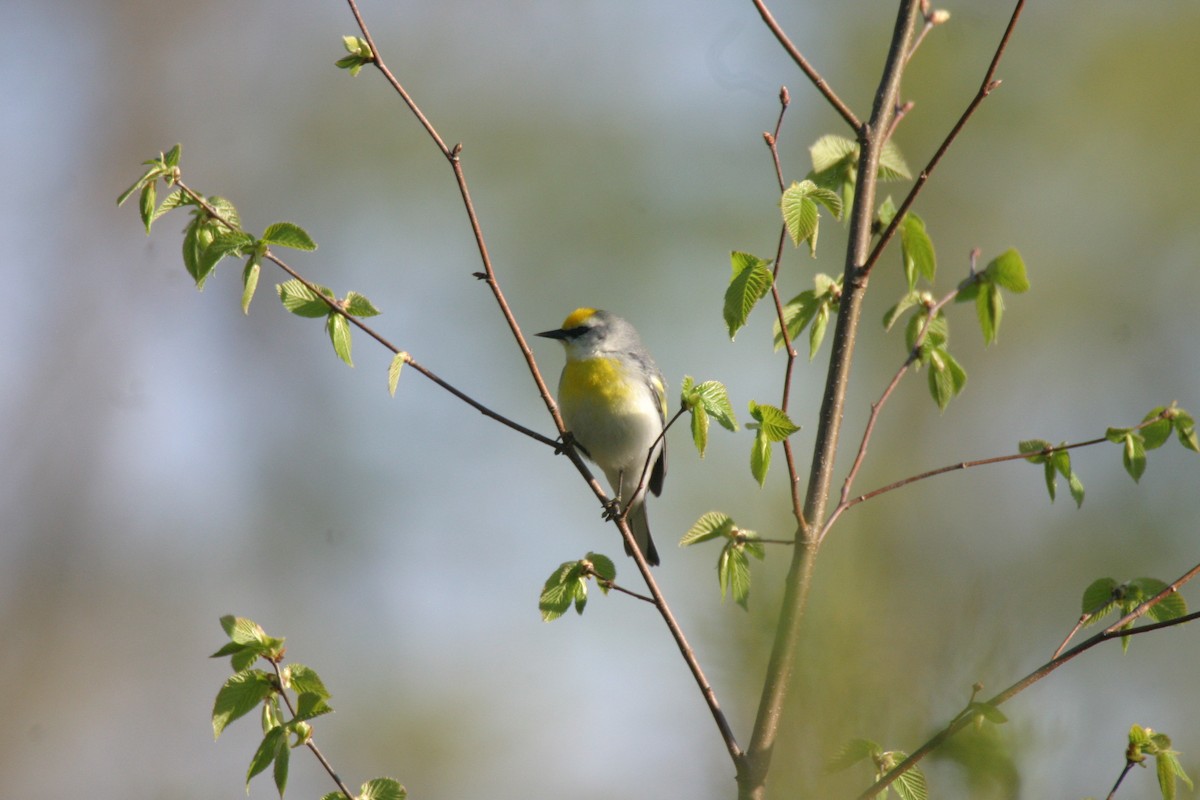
[625,500,660,567]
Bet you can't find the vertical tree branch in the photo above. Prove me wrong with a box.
[738,4,921,798]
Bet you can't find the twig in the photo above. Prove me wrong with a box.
[341,0,745,767]
[862,0,1027,278]
[836,408,1173,527]
[749,0,861,131]
[342,0,564,434]
[174,180,557,448]
[269,660,357,800]
[858,560,1200,799]
[740,5,922,798]
[762,87,809,531]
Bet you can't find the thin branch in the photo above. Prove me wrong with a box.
[837,407,1173,525]
[740,5,921,798]
[340,1,744,766]
[342,0,564,435]
[762,87,809,530]
[173,180,558,448]
[269,660,356,800]
[858,560,1200,799]
[750,0,861,130]
[821,275,971,540]
[862,0,1027,278]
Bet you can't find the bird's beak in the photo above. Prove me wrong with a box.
[535,327,571,340]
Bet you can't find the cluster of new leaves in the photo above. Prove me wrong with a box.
[827,738,929,800]
[210,616,407,800]
[1081,577,1188,653]
[885,249,1030,410]
[680,376,739,457]
[538,553,616,621]
[117,145,382,367]
[1107,405,1199,482]
[1022,404,1198,506]
[680,512,766,609]
[335,35,374,76]
[1124,724,1193,800]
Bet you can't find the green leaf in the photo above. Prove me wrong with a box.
[277,279,334,317]
[882,291,924,332]
[293,692,334,723]
[117,166,157,207]
[808,303,830,360]
[139,181,156,234]
[242,258,261,315]
[540,561,591,622]
[826,738,881,773]
[718,543,753,608]
[905,311,948,357]
[724,251,773,340]
[926,347,966,411]
[878,139,913,181]
[1066,468,1085,508]
[151,187,188,225]
[247,726,286,789]
[163,143,182,168]
[1019,439,1053,462]
[781,180,832,254]
[984,248,1029,292]
[1141,409,1173,450]
[1171,409,1198,452]
[1122,433,1147,482]
[286,663,329,699]
[327,313,354,366]
[213,670,275,739]
[682,376,738,456]
[751,429,771,487]
[358,777,407,800]
[748,401,801,442]
[680,511,735,546]
[1082,577,1119,620]
[388,352,407,397]
[273,733,290,797]
[976,282,1003,345]
[892,762,929,800]
[261,222,317,251]
[810,134,857,173]
[343,291,380,317]
[899,213,936,290]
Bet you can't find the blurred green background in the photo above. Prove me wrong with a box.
[4,2,1200,798]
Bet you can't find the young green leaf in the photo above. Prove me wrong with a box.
[826,739,882,773]
[272,732,290,797]
[878,139,913,181]
[976,282,1004,345]
[899,212,936,289]
[680,511,736,546]
[327,313,354,366]
[781,180,841,255]
[213,670,276,738]
[983,248,1029,293]
[723,251,774,340]
[718,544,753,608]
[1122,432,1147,482]
[343,291,380,317]
[242,257,261,315]
[748,401,801,443]
[151,188,188,225]
[926,347,967,411]
[388,351,408,397]
[277,279,335,317]
[139,180,156,234]
[261,222,317,251]
[246,725,286,789]
[358,778,408,800]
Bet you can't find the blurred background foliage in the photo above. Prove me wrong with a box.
[3,2,1200,798]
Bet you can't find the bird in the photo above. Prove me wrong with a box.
[537,308,667,566]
